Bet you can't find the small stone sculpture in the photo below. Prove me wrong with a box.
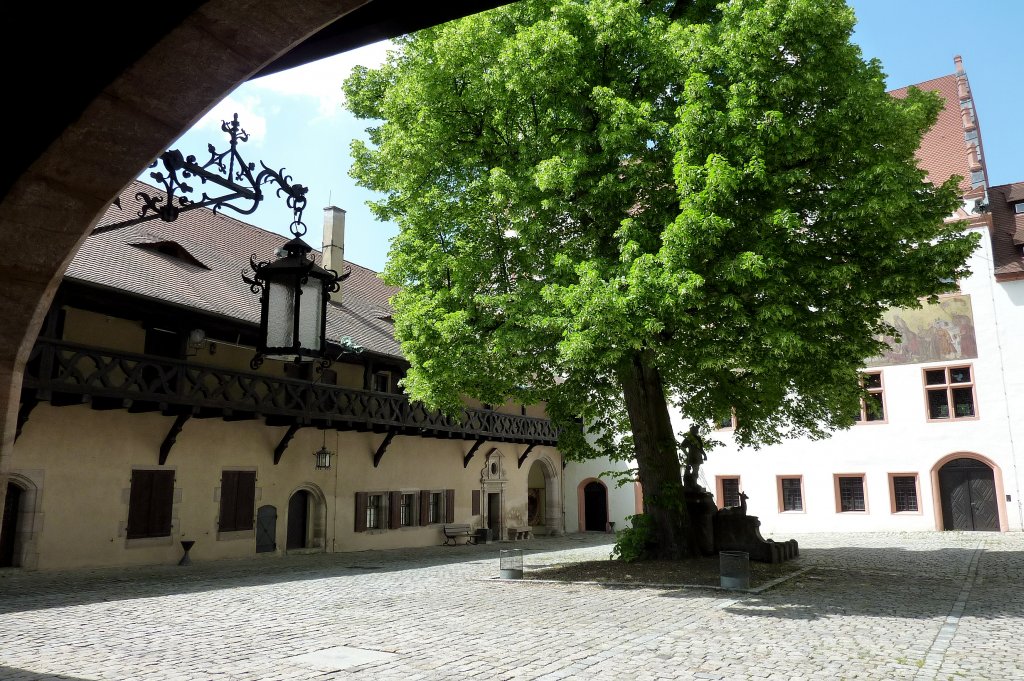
[681,424,707,489]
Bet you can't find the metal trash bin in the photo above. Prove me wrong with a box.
[719,550,750,590]
[499,549,523,579]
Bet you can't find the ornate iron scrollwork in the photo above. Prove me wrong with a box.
[94,113,309,236]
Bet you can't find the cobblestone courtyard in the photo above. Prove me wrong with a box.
[1,531,1022,680]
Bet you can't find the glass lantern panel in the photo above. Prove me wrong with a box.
[298,279,323,352]
[266,282,295,348]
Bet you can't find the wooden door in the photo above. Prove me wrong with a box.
[939,458,999,531]
[286,492,309,549]
[584,481,607,531]
[0,483,21,567]
[256,505,277,553]
[486,492,501,541]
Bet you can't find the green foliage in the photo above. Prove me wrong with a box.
[344,0,979,473]
[344,0,977,455]
[610,514,655,563]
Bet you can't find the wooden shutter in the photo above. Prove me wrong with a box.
[127,470,174,539]
[126,470,153,539]
[219,471,239,531]
[419,490,430,526]
[354,492,368,532]
[445,489,455,523]
[472,489,480,516]
[234,471,256,531]
[389,491,402,529]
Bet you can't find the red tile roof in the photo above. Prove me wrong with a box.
[67,180,403,359]
[888,74,979,195]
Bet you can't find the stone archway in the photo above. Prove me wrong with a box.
[285,484,327,552]
[0,0,379,536]
[527,456,563,536]
[0,473,41,568]
[576,478,609,532]
[930,452,1006,532]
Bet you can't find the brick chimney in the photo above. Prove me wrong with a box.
[322,206,345,303]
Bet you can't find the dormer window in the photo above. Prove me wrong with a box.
[131,240,209,269]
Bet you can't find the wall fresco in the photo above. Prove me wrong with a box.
[865,294,978,367]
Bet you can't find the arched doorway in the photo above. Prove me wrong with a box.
[937,457,999,531]
[0,481,23,566]
[527,461,547,528]
[287,491,311,549]
[583,480,609,532]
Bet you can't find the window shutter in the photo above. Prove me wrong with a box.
[149,470,175,538]
[219,471,239,531]
[472,490,480,516]
[419,490,430,526]
[389,491,402,529]
[126,470,153,539]
[354,492,368,532]
[445,489,455,523]
[235,471,256,531]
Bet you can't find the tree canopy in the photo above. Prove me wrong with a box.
[344,0,978,557]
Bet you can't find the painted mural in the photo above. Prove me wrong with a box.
[865,294,978,367]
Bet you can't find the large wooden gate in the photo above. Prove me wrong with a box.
[938,458,999,531]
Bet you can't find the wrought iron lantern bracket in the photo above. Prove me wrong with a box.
[94,113,309,236]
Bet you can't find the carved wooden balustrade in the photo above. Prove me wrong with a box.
[21,338,559,445]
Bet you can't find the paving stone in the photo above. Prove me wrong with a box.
[0,531,1022,680]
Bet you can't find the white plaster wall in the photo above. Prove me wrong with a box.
[676,224,1024,535]
[564,458,639,535]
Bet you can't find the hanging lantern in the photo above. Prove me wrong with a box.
[314,444,334,470]
[247,236,339,369]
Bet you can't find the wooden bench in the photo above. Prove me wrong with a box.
[441,523,476,546]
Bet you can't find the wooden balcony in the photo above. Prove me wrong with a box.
[20,338,559,447]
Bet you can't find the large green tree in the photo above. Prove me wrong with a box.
[344,0,978,558]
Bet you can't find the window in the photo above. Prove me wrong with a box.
[218,470,256,532]
[126,469,175,539]
[429,492,442,524]
[890,474,920,513]
[835,475,867,513]
[1014,202,1024,214]
[717,476,741,508]
[419,489,455,526]
[372,371,396,393]
[715,411,736,430]
[924,365,977,420]
[778,477,804,512]
[854,371,885,422]
[400,493,414,527]
[365,494,383,529]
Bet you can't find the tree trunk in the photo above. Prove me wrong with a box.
[616,349,695,559]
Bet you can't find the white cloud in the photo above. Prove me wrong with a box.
[249,39,396,120]
[191,94,269,147]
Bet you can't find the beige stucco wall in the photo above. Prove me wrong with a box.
[9,403,562,570]
[61,308,145,353]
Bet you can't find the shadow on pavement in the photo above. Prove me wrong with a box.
[0,533,614,616]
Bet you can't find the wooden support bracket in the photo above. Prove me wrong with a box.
[517,443,536,469]
[463,439,486,468]
[373,430,397,468]
[159,413,192,465]
[274,424,302,465]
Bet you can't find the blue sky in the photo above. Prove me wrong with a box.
[162,0,1022,273]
